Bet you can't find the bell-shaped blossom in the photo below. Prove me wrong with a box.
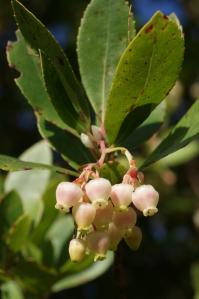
[111,183,134,210]
[124,226,142,251]
[108,222,125,251]
[72,202,96,231]
[69,238,86,262]
[93,201,113,229]
[112,207,137,230]
[55,182,83,212]
[87,231,110,261]
[132,184,159,216]
[85,178,111,208]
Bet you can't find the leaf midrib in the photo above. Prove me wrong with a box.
[101,0,111,120]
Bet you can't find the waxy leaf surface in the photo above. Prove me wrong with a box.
[12,0,90,125]
[141,100,199,168]
[77,0,135,116]
[105,12,184,144]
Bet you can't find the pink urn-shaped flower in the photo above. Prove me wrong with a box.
[85,178,112,208]
[111,183,134,210]
[69,238,86,262]
[124,226,142,251]
[72,202,96,231]
[93,201,113,229]
[55,182,83,212]
[132,184,159,216]
[108,222,125,251]
[87,231,110,261]
[112,207,137,231]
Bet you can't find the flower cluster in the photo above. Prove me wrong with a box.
[55,165,159,262]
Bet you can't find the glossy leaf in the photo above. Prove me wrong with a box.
[44,215,74,267]
[0,192,23,234]
[77,0,135,116]
[141,99,199,168]
[30,178,61,245]
[105,12,184,144]
[11,258,56,295]
[37,117,94,170]
[5,141,51,223]
[6,214,32,252]
[11,0,90,123]
[0,154,77,176]
[52,251,114,291]
[6,30,67,131]
[40,51,84,134]
[123,101,165,150]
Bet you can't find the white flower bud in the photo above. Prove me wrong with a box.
[132,184,159,216]
[111,183,134,210]
[72,202,96,231]
[91,125,102,141]
[124,226,142,251]
[93,201,113,229]
[55,182,83,212]
[69,238,86,262]
[87,231,110,261]
[112,207,137,230]
[108,222,125,251]
[80,133,94,149]
[85,178,111,208]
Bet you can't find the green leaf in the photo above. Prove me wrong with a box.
[11,258,56,295]
[141,99,199,168]
[40,51,85,134]
[123,101,165,149]
[44,216,74,267]
[5,141,52,223]
[6,214,32,252]
[77,0,135,116]
[99,159,128,184]
[52,251,114,291]
[105,11,184,144]
[37,117,94,170]
[1,281,24,299]
[0,192,23,235]
[11,0,90,123]
[30,178,61,245]
[0,154,77,176]
[6,30,68,131]
[157,141,199,168]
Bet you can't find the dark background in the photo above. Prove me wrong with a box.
[1,1,199,298]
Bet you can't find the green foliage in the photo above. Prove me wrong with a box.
[105,11,184,144]
[0,142,113,298]
[1,281,24,299]
[40,52,84,134]
[11,0,90,124]
[37,117,94,170]
[6,214,32,252]
[5,141,52,223]
[6,30,67,131]
[141,99,199,168]
[77,0,135,116]
[123,101,166,150]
